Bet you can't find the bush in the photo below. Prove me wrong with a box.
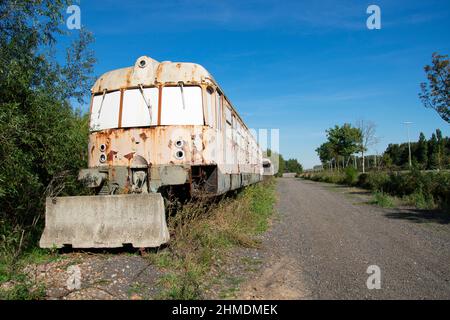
[304,169,450,212]
[344,167,358,185]
[403,192,436,210]
[358,172,390,191]
[371,191,395,208]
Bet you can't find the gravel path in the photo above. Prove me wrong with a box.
[239,178,450,300]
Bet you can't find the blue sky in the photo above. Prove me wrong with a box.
[69,0,449,168]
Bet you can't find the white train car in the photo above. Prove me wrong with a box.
[40,56,264,249]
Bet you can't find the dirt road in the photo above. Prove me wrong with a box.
[239,178,450,299]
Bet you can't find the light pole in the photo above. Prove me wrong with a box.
[403,122,413,168]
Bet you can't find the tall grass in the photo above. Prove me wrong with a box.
[147,179,277,299]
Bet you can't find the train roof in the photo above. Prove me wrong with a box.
[91,56,217,93]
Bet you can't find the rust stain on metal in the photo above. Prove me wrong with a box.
[107,150,117,161]
[139,132,148,141]
[118,89,124,128]
[157,85,162,125]
[124,152,135,161]
[125,68,133,87]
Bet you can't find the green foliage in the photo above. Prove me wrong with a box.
[344,166,358,185]
[276,153,285,177]
[420,52,450,123]
[316,123,362,169]
[383,129,449,170]
[304,170,450,211]
[0,0,95,275]
[404,192,436,210]
[416,133,428,168]
[305,171,345,184]
[357,172,389,191]
[0,273,46,300]
[327,124,362,158]
[265,150,303,177]
[371,191,395,208]
[284,158,303,175]
[316,141,334,164]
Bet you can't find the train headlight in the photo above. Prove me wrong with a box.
[175,140,184,148]
[99,153,107,163]
[175,150,184,160]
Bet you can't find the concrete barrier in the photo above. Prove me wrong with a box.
[39,193,169,248]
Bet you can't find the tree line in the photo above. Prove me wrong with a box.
[383,129,449,170]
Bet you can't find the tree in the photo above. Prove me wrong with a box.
[356,120,378,173]
[0,1,95,246]
[419,52,450,123]
[326,124,362,169]
[416,132,428,168]
[285,159,303,174]
[436,129,445,170]
[428,133,440,169]
[316,142,334,169]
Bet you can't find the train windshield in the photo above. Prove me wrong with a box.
[89,85,203,131]
[160,86,203,125]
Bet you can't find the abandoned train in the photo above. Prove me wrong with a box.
[40,56,265,249]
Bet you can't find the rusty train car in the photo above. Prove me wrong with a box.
[40,56,263,249]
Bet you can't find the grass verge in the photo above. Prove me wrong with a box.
[144,178,277,299]
[0,246,61,300]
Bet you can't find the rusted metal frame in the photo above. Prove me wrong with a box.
[88,93,94,130]
[157,85,162,125]
[118,89,124,128]
[93,85,158,95]
[158,84,204,126]
[204,85,217,129]
[201,84,208,126]
[92,88,120,96]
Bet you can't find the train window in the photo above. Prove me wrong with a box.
[206,87,215,128]
[225,106,232,124]
[161,86,203,125]
[90,91,121,131]
[121,88,159,128]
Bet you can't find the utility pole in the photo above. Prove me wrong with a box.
[403,122,413,168]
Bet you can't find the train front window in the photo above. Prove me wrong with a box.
[161,86,203,125]
[90,91,121,131]
[121,87,159,128]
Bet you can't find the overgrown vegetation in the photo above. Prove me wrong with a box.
[0,1,95,298]
[302,169,450,211]
[145,179,277,300]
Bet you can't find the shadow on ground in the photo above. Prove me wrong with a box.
[384,208,450,225]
